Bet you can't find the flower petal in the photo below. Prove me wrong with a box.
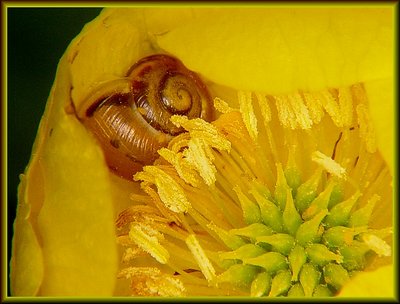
[157,7,393,94]
[338,265,394,297]
[11,55,118,296]
[10,173,43,296]
[365,79,394,174]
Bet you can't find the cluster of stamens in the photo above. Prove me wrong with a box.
[116,83,392,297]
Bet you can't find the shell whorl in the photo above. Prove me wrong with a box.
[75,54,214,179]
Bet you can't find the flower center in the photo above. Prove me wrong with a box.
[116,83,392,297]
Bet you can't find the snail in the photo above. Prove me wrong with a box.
[75,54,214,180]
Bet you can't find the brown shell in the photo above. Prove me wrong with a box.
[76,54,214,180]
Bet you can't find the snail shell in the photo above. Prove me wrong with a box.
[75,54,214,180]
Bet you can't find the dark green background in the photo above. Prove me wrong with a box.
[7,8,103,295]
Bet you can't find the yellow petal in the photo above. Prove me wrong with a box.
[338,265,394,297]
[157,7,393,94]
[11,55,118,296]
[10,174,43,296]
[365,79,394,174]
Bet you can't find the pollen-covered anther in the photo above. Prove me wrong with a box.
[158,147,202,188]
[135,166,190,213]
[163,115,231,186]
[274,93,312,129]
[361,233,391,257]
[213,97,236,114]
[352,83,377,153]
[184,138,217,186]
[118,267,185,296]
[121,246,146,263]
[129,223,170,264]
[238,91,258,141]
[116,205,167,230]
[302,91,324,124]
[320,88,353,128]
[311,151,347,180]
[170,115,231,152]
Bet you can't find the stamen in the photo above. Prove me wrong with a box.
[135,166,190,213]
[320,89,352,128]
[288,93,313,129]
[184,138,217,185]
[302,91,324,124]
[337,87,354,127]
[311,151,347,179]
[116,205,164,229]
[158,148,202,188]
[171,115,231,152]
[129,223,170,264]
[214,97,236,114]
[118,267,185,296]
[274,92,313,129]
[351,83,376,153]
[121,246,145,262]
[238,91,258,141]
[356,103,377,153]
[361,233,391,257]
[254,92,272,124]
[185,234,216,282]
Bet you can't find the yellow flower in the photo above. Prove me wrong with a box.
[10,7,394,298]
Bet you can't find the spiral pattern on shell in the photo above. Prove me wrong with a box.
[75,54,214,179]
[128,54,212,135]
